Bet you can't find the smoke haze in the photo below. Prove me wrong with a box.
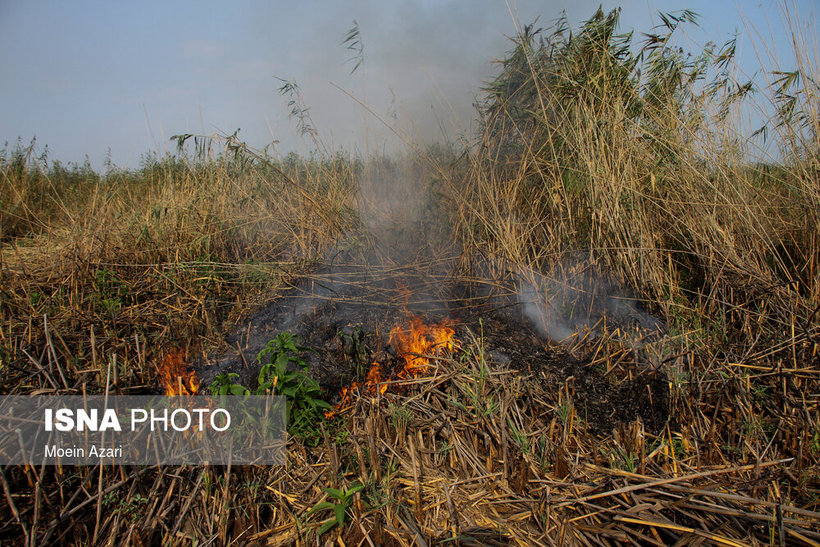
[514,261,663,344]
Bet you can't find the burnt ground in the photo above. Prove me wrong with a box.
[453,303,670,436]
[195,254,670,437]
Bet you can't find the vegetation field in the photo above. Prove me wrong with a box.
[1,7,819,545]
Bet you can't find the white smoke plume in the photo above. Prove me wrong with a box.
[514,261,663,344]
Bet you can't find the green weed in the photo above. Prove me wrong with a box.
[306,483,364,536]
[207,332,331,441]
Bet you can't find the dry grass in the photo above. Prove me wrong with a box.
[0,149,358,391]
[1,331,818,545]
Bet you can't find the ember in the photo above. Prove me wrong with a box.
[159,349,200,396]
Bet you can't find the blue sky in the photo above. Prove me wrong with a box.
[0,1,816,169]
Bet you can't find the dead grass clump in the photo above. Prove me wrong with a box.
[452,8,819,329]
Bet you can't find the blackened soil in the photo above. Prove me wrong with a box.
[199,266,669,436]
[197,261,453,390]
[452,299,669,436]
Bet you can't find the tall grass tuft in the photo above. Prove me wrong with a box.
[451,7,818,358]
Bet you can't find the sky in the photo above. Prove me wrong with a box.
[0,1,816,170]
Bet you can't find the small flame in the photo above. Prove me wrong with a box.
[327,361,388,416]
[326,313,456,418]
[390,313,455,379]
[159,349,200,396]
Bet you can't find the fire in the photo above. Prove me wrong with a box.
[326,313,456,417]
[390,313,455,378]
[330,361,388,416]
[159,349,200,396]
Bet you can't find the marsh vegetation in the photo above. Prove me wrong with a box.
[1,7,818,545]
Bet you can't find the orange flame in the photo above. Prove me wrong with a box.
[159,349,200,396]
[329,360,388,416]
[390,313,455,379]
[326,313,456,417]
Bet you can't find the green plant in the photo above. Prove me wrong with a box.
[207,332,332,439]
[507,417,530,454]
[610,447,636,473]
[363,473,397,512]
[387,403,410,437]
[209,372,250,396]
[257,332,332,437]
[535,437,552,473]
[438,441,453,459]
[105,493,149,523]
[306,483,364,535]
[454,331,500,418]
[557,402,572,425]
[338,326,368,381]
[28,290,44,308]
[241,259,274,285]
[93,268,127,316]
[100,296,122,315]
[670,437,687,459]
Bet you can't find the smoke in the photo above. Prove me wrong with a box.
[355,158,429,245]
[348,152,461,323]
[513,259,663,344]
[516,270,575,342]
[240,0,599,156]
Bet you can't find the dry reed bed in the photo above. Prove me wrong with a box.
[3,321,819,545]
[0,153,359,392]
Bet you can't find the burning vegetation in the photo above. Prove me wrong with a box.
[390,313,456,379]
[158,349,200,396]
[327,310,457,417]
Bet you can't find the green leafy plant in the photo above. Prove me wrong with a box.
[306,483,364,535]
[209,372,250,396]
[104,493,149,523]
[93,268,127,315]
[257,332,332,437]
[207,332,332,439]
